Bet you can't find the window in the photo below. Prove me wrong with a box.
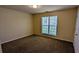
[41,16,58,36]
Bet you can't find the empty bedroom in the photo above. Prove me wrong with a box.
[0,5,79,53]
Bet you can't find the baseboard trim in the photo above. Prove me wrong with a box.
[2,34,73,45]
[33,34,73,44]
[1,34,34,44]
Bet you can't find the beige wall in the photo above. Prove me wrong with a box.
[33,8,77,42]
[0,7,33,44]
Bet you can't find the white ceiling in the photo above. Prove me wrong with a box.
[0,5,77,14]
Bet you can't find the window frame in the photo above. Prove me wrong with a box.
[41,16,58,36]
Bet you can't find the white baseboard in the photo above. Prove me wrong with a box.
[1,34,33,44]
[38,34,73,43]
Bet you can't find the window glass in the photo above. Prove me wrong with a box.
[42,16,49,25]
[42,25,48,34]
[41,16,58,36]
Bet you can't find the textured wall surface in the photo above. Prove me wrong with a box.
[33,8,77,42]
[0,7,33,44]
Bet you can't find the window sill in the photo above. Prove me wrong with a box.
[42,33,56,37]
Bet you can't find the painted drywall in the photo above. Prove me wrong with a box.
[33,8,77,42]
[0,7,33,44]
[74,7,79,53]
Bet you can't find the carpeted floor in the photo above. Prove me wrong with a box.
[1,35,74,53]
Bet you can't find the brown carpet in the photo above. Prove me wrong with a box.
[1,35,74,53]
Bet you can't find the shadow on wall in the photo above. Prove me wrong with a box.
[0,44,2,53]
